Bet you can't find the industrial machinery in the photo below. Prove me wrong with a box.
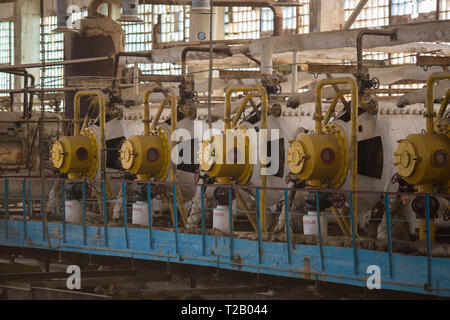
[394,73,450,242]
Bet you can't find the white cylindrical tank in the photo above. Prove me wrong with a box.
[213,205,230,233]
[303,210,328,237]
[65,200,82,224]
[132,201,149,226]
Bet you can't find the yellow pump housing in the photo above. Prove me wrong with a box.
[120,128,170,181]
[287,124,349,188]
[50,128,98,179]
[394,133,450,193]
[200,129,253,185]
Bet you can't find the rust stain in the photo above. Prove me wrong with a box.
[302,257,313,280]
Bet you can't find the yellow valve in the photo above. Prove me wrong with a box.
[50,128,98,179]
[287,124,349,189]
[394,133,450,189]
[199,129,253,185]
[119,128,170,182]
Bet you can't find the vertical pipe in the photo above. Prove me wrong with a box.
[147,182,153,249]
[82,181,87,246]
[284,189,292,264]
[384,193,393,278]
[315,192,325,271]
[102,182,109,247]
[349,192,358,275]
[172,184,179,255]
[123,181,129,249]
[201,185,206,256]
[22,179,27,239]
[61,180,66,243]
[256,188,262,264]
[425,194,433,289]
[41,178,46,242]
[4,179,8,239]
[291,51,298,94]
[228,186,234,261]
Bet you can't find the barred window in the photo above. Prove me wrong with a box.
[0,21,14,96]
[344,0,390,28]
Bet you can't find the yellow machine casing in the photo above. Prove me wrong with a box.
[287,124,349,188]
[50,128,98,178]
[119,128,170,181]
[394,133,450,191]
[200,129,253,185]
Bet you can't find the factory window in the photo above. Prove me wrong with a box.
[440,0,450,19]
[344,0,390,28]
[0,21,14,97]
[391,0,438,23]
[122,4,189,75]
[40,10,88,89]
[225,1,309,40]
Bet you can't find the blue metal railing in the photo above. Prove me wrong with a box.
[0,176,449,296]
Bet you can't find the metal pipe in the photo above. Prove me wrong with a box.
[426,73,450,134]
[142,87,188,226]
[436,88,450,125]
[0,56,112,72]
[315,78,359,237]
[88,0,118,17]
[231,94,258,128]
[330,206,351,237]
[322,90,350,127]
[224,85,268,231]
[112,51,152,91]
[73,90,107,180]
[356,29,397,77]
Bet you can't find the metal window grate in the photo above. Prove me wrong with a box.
[344,0,389,28]
[0,21,14,96]
[40,11,88,89]
[123,4,189,75]
[225,1,309,40]
[440,0,450,19]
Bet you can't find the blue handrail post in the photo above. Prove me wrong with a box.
[172,183,179,255]
[102,181,109,247]
[425,194,432,290]
[61,180,66,243]
[284,189,292,265]
[348,192,358,275]
[228,186,234,261]
[201,185,206,256]
[41,178,46,241]
[256,188,262,264]
[82,180,87,246]
[384,193,393,278]
[315,191,325,272]
[4,178,9,239]
[123,181,129,249]
[22,178,27,239]
[147,182,153,249]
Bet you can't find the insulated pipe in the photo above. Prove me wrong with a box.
[435,88,450,125]
[73,90,107,180]
[315,78,359,237]
[356,29,397,77]
[224,85,268,231]
[426,73,450,134]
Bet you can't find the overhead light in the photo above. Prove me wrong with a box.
[117,0,143,23]
[53,0,79,33]
[189,0,211,14]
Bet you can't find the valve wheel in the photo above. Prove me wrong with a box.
[411,196,440,218]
